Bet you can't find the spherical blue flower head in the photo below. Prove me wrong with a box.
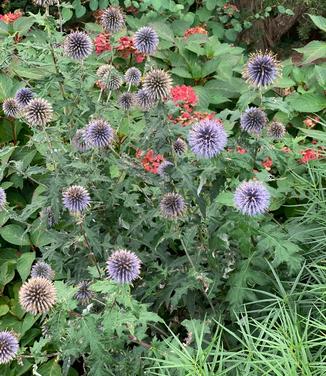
[234,180,270,216]
[134,26,159,55]
[173,138,187,155]
[107,250,141,284]
[118,92,135,111]
[157,160,173,178]
[2,98,20,118]
[0,188,7,211]
[267,121,286,140]
[72,129,90,152]
[188,119,227,158]
[101,6,125,33]
[240,107,267,135]
[62,185,90,214]
[24,98,53,127]
[0,331,19,364]
[74,281,93,305]
[31,261,55,280]
[85,119,114,148]
[160,192,186,219]
[64,31,93,60]
[124,67,142,86]
[243,51,280,87]
[135,89,156,111]
[143,69,172,101]
[15,88,34,108]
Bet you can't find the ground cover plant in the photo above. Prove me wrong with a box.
[0,1,325,375]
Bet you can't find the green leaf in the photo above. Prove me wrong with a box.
[314,65,326,88]
[0,74,13,100]
[149,21,174,43]
[38,359,62,376]
[13,16,35,36]
[0,304,9,316]
[171,67,192,78]
[294,41,326,64]
[89,0,98,11]
[216,192,234,206]
[286,92,326,112]
[308,14,326,32]
[0,224,30,246]
[300,128,326,143]
[62,8,73,22]
[17,252,35,281]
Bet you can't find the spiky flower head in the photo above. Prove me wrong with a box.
[96,64,111,79]
[124,67,142,86]
[72,129,90,152]
[74,281,93,305]
[64,31,93,60]
[19,277,56,315]
[188,119,227,158]
[101,6,125,33]
[24,98,53,127]
[160,192,186,219]
[85,119,114,148]
[234,180,270,216]
[99,67,123,91]
[40,206,56,228]
[143,69,172,101]
[62,185,90,213]
[0,331,19,364]
[134,26,159,55]
[118,92,135,111]
[135,89,156,111]
[240,107,267,135]
[173,138,187,155]
[2,98,20,118]
[243,51,281,87]
[267,121,286,140]
[15,88,34,108]
[157,160,173,178]
[0,188,7,210]
[106,249,141,284]
[33,0,56,6]
[31,261,55,280]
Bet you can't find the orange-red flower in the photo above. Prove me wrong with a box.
[261,157,273,170]
[171,85,198,106]
[299,149,318,164]
[136,149,164,174]
[94,33,112,55]
[303,116,319,128]
[117,36,145,63]
[0,10,22,24]
[184,26,208,39]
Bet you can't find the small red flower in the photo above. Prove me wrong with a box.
[0,10,22,24]
[94,33,112,55]
[137,149,164,174]
[236,146,247,154]
[116,36,145,62]
[184,26,208,39]
[261,157,273,170]
[171,85,198,106]
[281,146,291,153]
[299,149,318,164]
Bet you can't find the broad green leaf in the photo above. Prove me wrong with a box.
[286,92,326,112]
[149,21,174,42]
[0,224,30,246]
[171,67,192,78]
[0,304,9,316]
[38,359,62,376]
[17,252,35,281]
[300,128,326,143]
[89,0,99,11]
[314,65,326,88]
[294,41,326,64]
[13,16,35,36]
[216,192,234,206]
[0,74,13,100]
[309,14,326,32]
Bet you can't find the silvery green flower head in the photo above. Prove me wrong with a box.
[72,129,90,152]
[24,98,53,127]
[31,261,55,280]
[160,192,186,219]
[188,119,227,158]
[267,121,286,140]
[0,331,19,364]
[106,250,141,284]
[124,67,142,86]
[234,180,270,216]
[62,185,90,214]
[243,51,281,88]
[64,31,93,60]
[240,107,267,135]
[134,26,159,55]
[85,119,114,148]
[2,98,20,118]
[101,6,125,33]
[143,69,172,101]
[15,88,34,108]
[118,92,135,111]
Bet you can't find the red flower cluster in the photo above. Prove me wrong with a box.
[169,111,216,127]
[184,26,208,39]
[0,10,22,24]
[136,149,164,174]
[117,36,145,63]
[171,85,198,107]
[299,149,320,164]
[261,157,273,170]
[303,116,319,128]
[94,33,112,55]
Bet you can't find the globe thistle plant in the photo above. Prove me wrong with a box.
[106,250,141,284]
[188,119,227,158]
[74,281,93,305]
[135,89,156,111]
[72,129,90,152]
[124,67,142,86]
[2,98,20,118]
[19,277,56,315]
[134,26,159,55]
[160,193,186,219]
[62,185,90,214]
[85,119,114,148]
[101,68,123,91]
[118,92,135,111]
[96,64,111,79]
[240,107,267,135]
[0,331,19,364]
[15,88,34,108]
[234,180,270,216]
[101,6,125,33]
[173,138,187,155]
[0,188,7,210]
[24,98,53,127]
[267,121,286,140]
[157,160,173,178]
[31,261,55,280]
[143,69,172,101]
[243,51,281,88]
[64,31,93,60]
